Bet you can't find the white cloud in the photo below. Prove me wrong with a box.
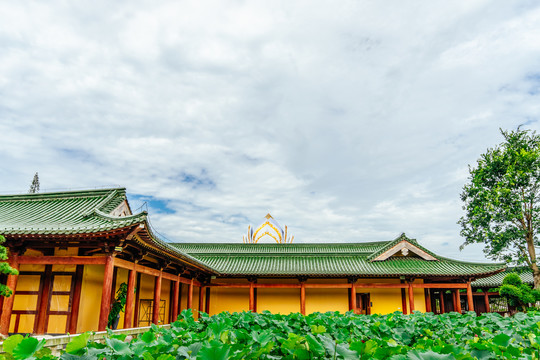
[1,0,540,262]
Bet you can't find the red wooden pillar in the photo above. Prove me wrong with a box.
[452,289,457,311]
[187,278,194,309]
[133,272,141,327]
[300,282,306,315]
[439,291,445,314]
[198,286,204,314]
[0,254,19,335]
[171,280,179,322]
[484,291,490,313]
[424,289,431,313]
[35,265,52,334]
[401,285,408,315]
[350,284,357,314]
[98,255,114,331]
[408,282,415,313]
[455,290,462,313]
[249,282,255,312]
[124,269,137,328]
[205,287,211,314]
[466,282,474,312]
[152,271,162,324]
[68,265,84,333]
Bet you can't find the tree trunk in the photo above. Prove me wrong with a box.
[532,263,540,290]
[526,232,540,289]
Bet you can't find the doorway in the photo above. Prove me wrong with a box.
[356,293,371,315]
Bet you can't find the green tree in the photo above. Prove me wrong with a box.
[459,128,540,288]
[498,273,540,311]
[0,235,18,297]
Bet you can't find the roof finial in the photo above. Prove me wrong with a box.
[265,213,273,219]
[28,172,40,194]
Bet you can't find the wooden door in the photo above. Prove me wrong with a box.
[356,293,371,315]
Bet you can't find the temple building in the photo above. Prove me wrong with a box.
[0,188,505,335]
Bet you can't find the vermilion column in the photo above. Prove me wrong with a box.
[171,280,179,321]
[198,286,204,314]
[124,269,136,328]
[187,278,194,309]
[98,255,114,331]
[408,282,415,313]
[249,282,255,312]
[152,271,162,324]
[455,289,462,313]
[439,291,445,314]
[424,289,431,313]
[300,282,306,315]
[484,291,490,313]
[350,284,357,313]
[466,282,474,312]
[0,254,19,335]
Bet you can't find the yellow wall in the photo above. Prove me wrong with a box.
[207,277,426,316]
[208,279,250,315]
[305,279,349,314]
[78,265,104,333]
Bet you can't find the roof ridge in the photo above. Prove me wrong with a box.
[0,187,127,201]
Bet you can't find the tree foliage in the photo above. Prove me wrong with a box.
[459,128,540,288]
[0,235,18,297]
[499,273,540,311]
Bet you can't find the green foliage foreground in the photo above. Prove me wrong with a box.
[4,310,540,360]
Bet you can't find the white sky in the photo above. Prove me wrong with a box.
[1,1,540,262]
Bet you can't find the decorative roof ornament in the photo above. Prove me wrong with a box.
[243,213,294,244]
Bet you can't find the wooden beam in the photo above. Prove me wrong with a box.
[304,283,352,289]
[466,282,474,312]
[412,283,468,289]
[484,292,490,313]
[424,289,431,313]
[187,278,194,309]
[68,265,84,334]
[113,258,201,286]
[152,271,162,324]
[18,256,107,265]
[249,282,255,312]
[98,255,114,331]
[300,282,306,315]
[205,287,211,314]
[35,265,52,334]
[0,255,19,335]
[408,282,415,313]
[171,280,179,322]
[124,269,136,328]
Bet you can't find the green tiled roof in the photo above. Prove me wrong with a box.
[0,188,217,273]
[0,188,145,234]
[172,240,506,278]
[472,270,534,288]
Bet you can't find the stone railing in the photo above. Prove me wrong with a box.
[0,325,170,356]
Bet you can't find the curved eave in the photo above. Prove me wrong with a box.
[134,222,219,275]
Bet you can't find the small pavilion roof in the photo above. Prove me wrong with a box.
[0,188,216,274]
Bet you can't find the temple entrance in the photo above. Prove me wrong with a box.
[356,293,371,315]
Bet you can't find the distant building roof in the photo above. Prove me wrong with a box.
[173,234,506,278]
[472,269,534,288]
